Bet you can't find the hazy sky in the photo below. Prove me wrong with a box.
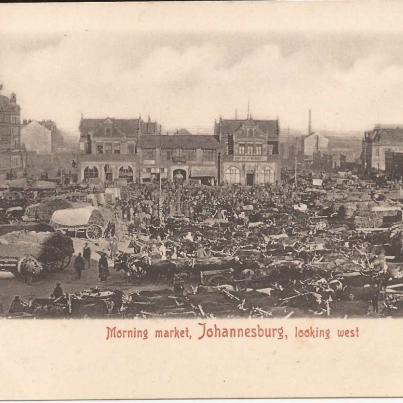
[2,2,403,135]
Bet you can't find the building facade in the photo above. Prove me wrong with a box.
[385,151,403,180]
[362,125,403,172]
[137,134,220,184]
[0,91,24,178]
[21,120,52,154]
[78,116,160,184]
[214,116,280,185]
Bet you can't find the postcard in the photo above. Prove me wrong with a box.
[0,1,403,399]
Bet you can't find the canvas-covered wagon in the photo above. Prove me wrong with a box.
[23,198,80,223]
[0,230,74,281]
[50,206,106,240]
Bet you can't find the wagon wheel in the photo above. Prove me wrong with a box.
[86,224,103,240]
[127,258,148,279]
[55,255,71,271]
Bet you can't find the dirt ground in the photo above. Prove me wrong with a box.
[0,236,382,318]
[0,237,166,313]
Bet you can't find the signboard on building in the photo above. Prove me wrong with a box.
[234,156,267,162]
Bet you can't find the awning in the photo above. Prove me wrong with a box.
[190,166,217,177]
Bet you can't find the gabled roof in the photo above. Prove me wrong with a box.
[366,126,403,144]
[138,134,221,149]
[215,118,279,137]
[79,118,143,138]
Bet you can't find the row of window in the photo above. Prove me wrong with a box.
[94,143,217,160]
[96,142,129,155]
[143,148,216,161]
[0,114,19,124]
[238,143,262,156]
[237,143,275,156]
[84,166,134,180]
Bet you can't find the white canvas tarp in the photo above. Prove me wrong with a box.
[50,206,96,227]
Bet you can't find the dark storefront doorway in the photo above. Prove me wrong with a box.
[173,169,187,183]
[246,173,255,186]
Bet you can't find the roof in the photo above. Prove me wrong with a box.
[215,118,279,138]
[137,134,221,149]
[79,118,159,138]
[365,126,403,144]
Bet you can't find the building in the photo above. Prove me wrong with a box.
[0,90,24,178]
[279,133,305,168]
[21,120,52,154]
[362,125,403,172]
[304,132,329,158]
[21,120,66,154]
[214,116,280,185]
[385,151,403,180]
[78,116,160,184]
[137,134,221,184]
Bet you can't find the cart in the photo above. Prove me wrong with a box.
[50,206,106,240]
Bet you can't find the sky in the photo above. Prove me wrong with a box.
[2,1,403,136]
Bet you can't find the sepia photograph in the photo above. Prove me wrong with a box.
[4,1,403,400]
[0,1,403,323]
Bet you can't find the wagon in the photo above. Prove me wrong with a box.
[0,230,74,280]
[50,206,106,240]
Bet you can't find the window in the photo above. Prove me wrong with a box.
[255,144,262,155]
[84,166,99,180]
[143,149,156,160]
[224,166,241,184]
[246,144,254,155]
[119,166,133,182]
[128,143,135,154]
[267,144,273,155]
[105,127,112,136]
[105,143,112,154]
[247,128,254,137]
[161,149,173,161]
[203,149,216,161]
[96,144,104,154]
[114,143,121,154]
[183,148,196,161]
[238,144,245,155]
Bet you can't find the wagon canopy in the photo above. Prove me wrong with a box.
[50,206,105,227]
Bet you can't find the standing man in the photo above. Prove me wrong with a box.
[73,253,85,280]
[98,253,110,282]
[83,242,91,270]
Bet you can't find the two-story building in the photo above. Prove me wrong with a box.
[0,90,25,179]
[362,125,403,172]
[78,116,160,184]
[137,134,221,184]
[214,116,280,185]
